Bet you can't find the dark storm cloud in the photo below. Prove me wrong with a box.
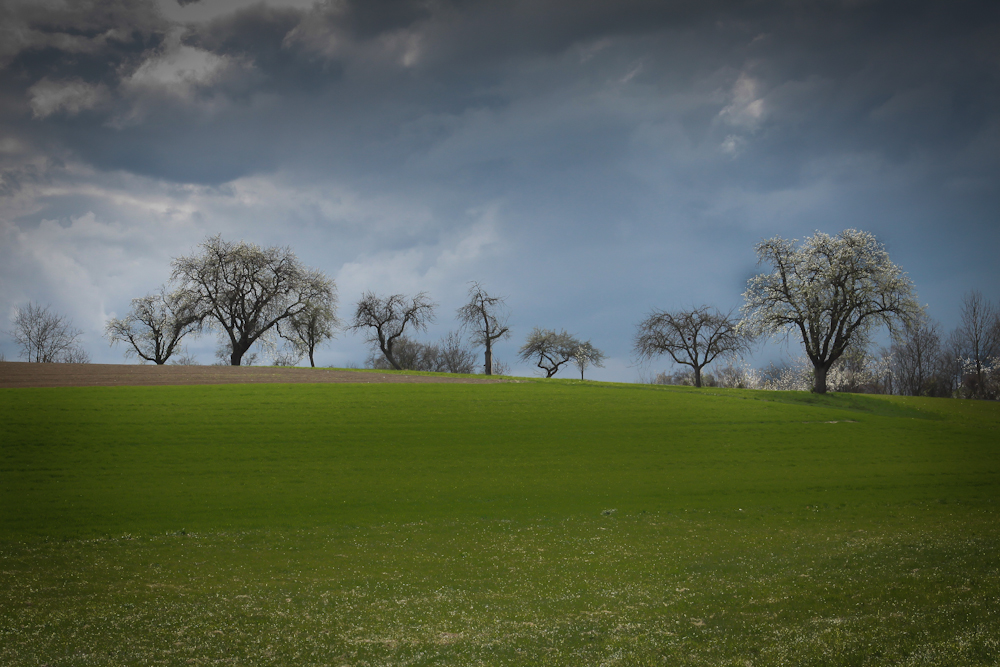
[5,0,998,190]
[0,0,167,79]
[181,4,330,92]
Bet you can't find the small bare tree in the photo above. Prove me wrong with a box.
[170,348,199,365]
[278,297,340,367]
[457,282,511,375]
[105,288,202,364]
[889,313,951,397]
[349,291,437,370]
[518,328,581,378]
[439,331,477,374]
[634,306,748,388]
[171,235,336,366]
[950,290,1000,399]
[8,302,88,363]
[573,341,606,380]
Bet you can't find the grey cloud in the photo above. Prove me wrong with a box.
[5,0,996,190]
[181,4,332,92]
[0,0,167,76]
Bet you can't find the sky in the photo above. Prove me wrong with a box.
[1,0,998,380]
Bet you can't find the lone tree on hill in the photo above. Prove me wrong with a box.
[349,291,437,370]
[278,296,341,367]
[8,302,89,363]
[105,288,203,364]
[634,306,748,388]
[741,229,921,394]
[456,281,511,375]
[572,340,606,380]
[518,328,581,378]
[171,235,336,366]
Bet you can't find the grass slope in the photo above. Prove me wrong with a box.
[1,380,999,665]
[2,382,997,537]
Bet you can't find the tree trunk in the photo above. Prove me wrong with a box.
[383,346,401,370]
[813,363,829,394]
[309,348,315,367]
[693,366,702,388]
[231,338,249,366]
[484,346,492,376]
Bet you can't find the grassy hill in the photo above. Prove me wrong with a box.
[1,379,999,664]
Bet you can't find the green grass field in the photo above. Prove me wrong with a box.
[2,378,999,665]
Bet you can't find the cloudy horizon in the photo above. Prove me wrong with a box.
[1,0,998,379]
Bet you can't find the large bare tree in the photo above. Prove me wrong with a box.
[171,235,336,366]
[634,306,748,388]
[349,292,437,370]
[105,287,202,364]
[8,302,89,363]
[741,229,921,394]
[456,282,511,375]
[518,328,581,378]
[950,290,1000,398]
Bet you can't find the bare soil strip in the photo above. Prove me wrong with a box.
[0,362,502,389]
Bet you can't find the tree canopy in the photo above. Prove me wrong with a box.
[741,229,921,394]
[171,235,335,366]
[634,306,747,388]
[9,302,89,363]
[278,297,341,368]
[456,282,511,375]
[518,328,581,378]
[349,292,437,371]
[105,288,202,365]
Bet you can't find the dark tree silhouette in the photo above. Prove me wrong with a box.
[456,282,511,375]
[171,235,335,366]
[634,306,747,388]
[349,291,436,370]
[518,328,581,378]
[105,288,202,364]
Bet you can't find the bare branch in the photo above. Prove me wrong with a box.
[950,290,1000,398]
[517,328,581,378]
[456,281,511,375]
[8,302,87,363]
[349,291,437,370]
[277,281,341,367]
[170,235,335,365]
[105,287,203,364]
[634,306,748,387]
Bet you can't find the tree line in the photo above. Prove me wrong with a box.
[635,230,999,399]
[2,235,605,379]
[5,230,999,399]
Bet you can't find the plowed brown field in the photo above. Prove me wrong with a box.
[0,361,501,388]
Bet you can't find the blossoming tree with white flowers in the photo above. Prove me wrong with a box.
[740,229,921,394]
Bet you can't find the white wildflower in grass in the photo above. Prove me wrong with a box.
[2,510,999,665]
